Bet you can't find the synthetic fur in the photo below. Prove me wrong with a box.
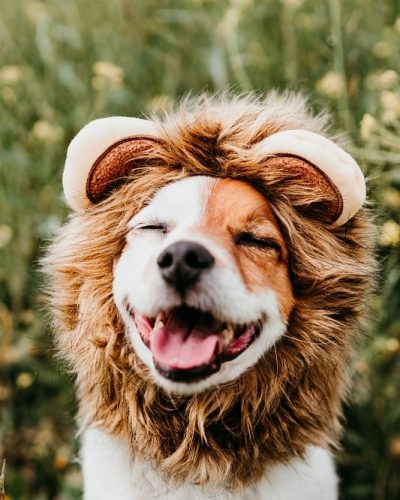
[42,92,376,490]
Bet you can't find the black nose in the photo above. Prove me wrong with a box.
[157,241,214,292]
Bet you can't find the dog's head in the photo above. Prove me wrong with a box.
[60,95,366,395]
[44,93,375,487]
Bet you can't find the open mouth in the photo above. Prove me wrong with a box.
[127,305,262,382]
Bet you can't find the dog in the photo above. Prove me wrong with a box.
[43,93,375,499]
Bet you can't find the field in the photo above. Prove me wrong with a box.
[0,0,399,498]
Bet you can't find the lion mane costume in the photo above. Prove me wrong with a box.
[43,92,375,492]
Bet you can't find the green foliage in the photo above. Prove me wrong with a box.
[0,0,399,498]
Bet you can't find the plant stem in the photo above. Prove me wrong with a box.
[281,1,298,84]
[328,0,353,132]
[0,459,6,500]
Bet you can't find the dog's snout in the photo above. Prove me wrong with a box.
[157,241,214,292]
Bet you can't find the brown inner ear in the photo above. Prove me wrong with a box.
[264,154,343,223]
[86,136,163,203]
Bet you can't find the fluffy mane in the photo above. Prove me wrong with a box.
[43,92,376,490]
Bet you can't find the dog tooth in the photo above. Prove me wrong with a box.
[155,312,165,321]
[155,312,166,329]
[222,325,234,346]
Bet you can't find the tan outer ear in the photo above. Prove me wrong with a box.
[63,117,162,211]
[257,130,366,226]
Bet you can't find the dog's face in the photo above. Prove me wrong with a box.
[114,175,294,393]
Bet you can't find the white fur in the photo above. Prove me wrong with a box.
[113,176,287,394]
[82,427,338,500]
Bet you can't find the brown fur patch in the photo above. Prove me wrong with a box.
[204,178,294,319]
[42,93,376,491]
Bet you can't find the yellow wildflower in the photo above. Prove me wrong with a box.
[0,225,12,248]
[373,40,393,58]
[379,220,400,247]
[316,71,345,99]
[382,188,400,209]
[0,65,23,85]
[384,338,400,354]
[359,113,377,140]
[92,61,124,90]
[16,372,34,389]
[31,120,64,143]
[367,70,398,90]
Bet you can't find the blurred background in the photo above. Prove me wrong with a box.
[0,0,399,498]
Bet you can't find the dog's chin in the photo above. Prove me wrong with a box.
[123,298,286,395]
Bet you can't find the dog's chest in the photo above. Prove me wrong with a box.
[81,427,338,500]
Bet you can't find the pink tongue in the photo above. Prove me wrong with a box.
[150,311,221,370]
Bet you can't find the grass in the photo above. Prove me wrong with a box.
[0,460,6,500]
[0,0,399,498]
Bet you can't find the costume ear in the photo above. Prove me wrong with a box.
[63,117,162,211]
[258,130,366,226]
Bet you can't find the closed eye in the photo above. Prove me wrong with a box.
[234,232,281,253]
[132,220,169,233]
[138,224,165,230]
